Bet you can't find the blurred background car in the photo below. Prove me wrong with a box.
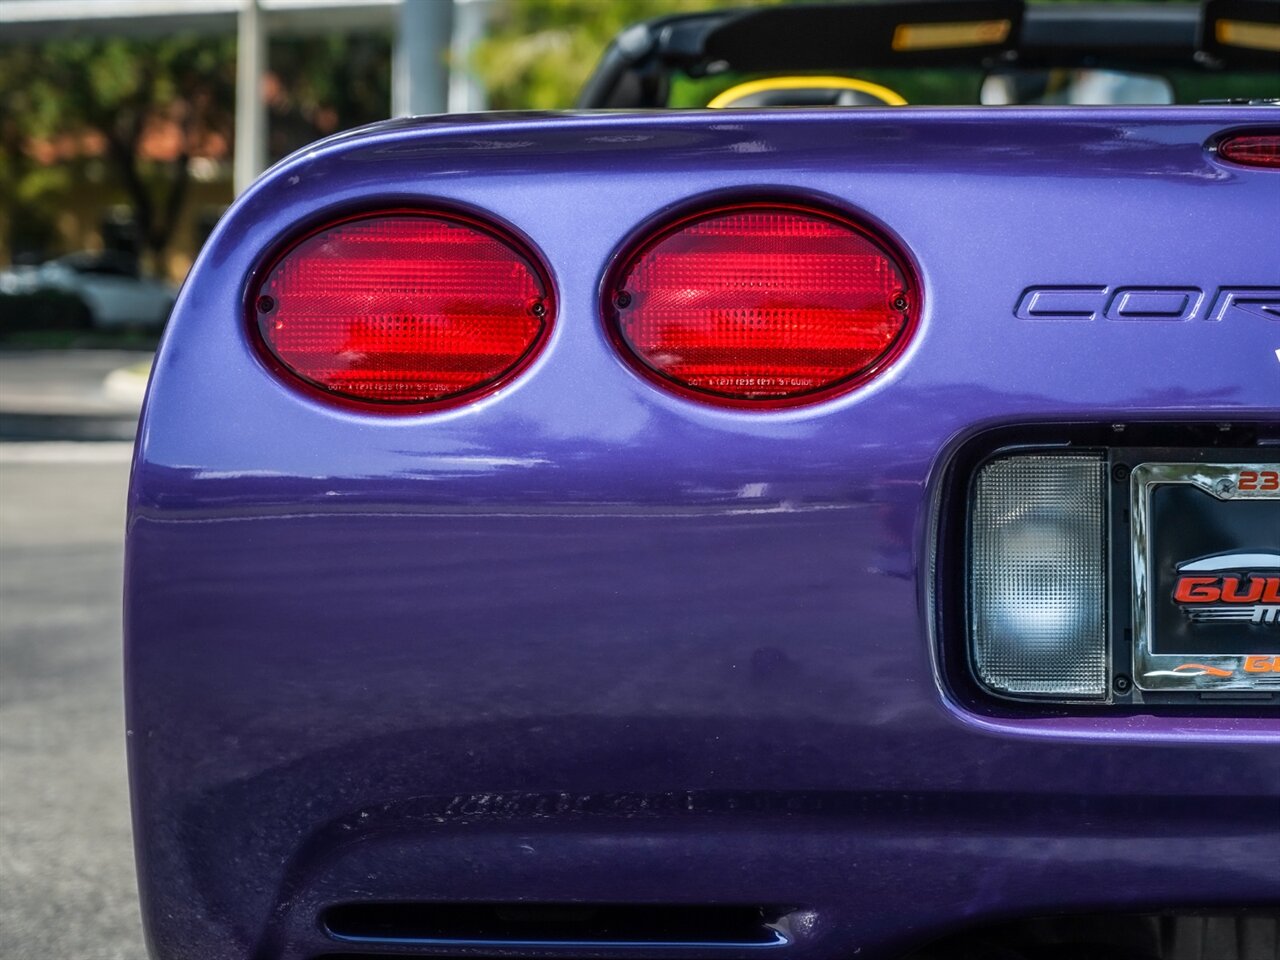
[0,251,175,329]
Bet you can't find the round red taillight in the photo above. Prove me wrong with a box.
[605,202,917,407]
[1216,132,1280,168]
[253,212,553,407]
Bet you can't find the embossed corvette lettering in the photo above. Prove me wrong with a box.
[1015,286,1280,321]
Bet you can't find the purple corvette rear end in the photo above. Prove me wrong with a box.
[125,106,1279,959]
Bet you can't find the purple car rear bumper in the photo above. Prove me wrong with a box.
[126,107,1280,959]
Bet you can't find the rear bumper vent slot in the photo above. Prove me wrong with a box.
[321,902,793,948]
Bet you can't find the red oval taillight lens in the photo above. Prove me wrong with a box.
[1217,133,1280,168]
[606,203,917,407]
[254,212,553,406]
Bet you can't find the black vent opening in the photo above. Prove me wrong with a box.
[322,902,791,945]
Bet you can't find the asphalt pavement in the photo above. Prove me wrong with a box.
[0,442,146,959]
[0,351,147,441]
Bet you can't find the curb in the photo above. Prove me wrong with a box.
[102,362,151,406]
[0,361,147,442]
[0,412,137,442]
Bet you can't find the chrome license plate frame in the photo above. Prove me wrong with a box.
[1131,461,1280,693]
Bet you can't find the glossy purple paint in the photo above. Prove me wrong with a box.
[126,108,1280,960]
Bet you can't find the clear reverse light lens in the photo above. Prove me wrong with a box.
[970,454,1107,698]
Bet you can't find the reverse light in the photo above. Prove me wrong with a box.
[969,454,1108,698]
[1215,133,1280,168]
[605,203,917,407]
[253,212,553,407]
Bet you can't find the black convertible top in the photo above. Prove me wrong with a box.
[578,0,1280,107]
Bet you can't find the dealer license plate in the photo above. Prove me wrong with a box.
[1131,462,1280,692]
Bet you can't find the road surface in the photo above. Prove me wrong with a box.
[0,442,145,959]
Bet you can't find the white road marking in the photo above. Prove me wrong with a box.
[0,442,135,464]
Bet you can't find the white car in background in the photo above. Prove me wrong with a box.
[0,251,176,329]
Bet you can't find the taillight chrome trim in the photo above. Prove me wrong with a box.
[247,207,556,413]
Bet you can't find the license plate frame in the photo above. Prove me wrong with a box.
[1131,461,1280,693]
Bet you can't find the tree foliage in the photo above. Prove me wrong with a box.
[2,0,1267,275]
[0,37,236,268]
[472,0,780,110]
[264,34,392,163]
[0,32,390,272]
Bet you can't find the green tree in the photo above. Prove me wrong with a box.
[265,34,392,164]
[473,0,778,110]
[0,37,236,270]
[0,33,391,272]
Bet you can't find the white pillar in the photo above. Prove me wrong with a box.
[233,0,268,195]
[394,0,453,117]
[449,0,488,113]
